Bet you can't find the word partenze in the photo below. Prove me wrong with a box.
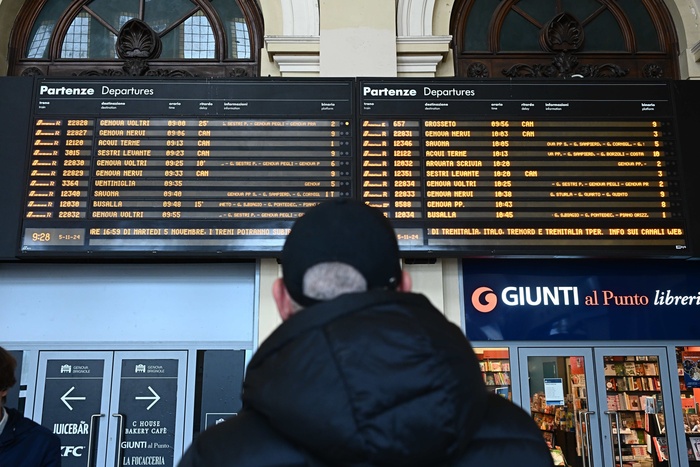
[363,86,476,98]
[39,85,154,97]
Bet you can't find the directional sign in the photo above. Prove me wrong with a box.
[118,359,179,467]
[60,387,87,411]
[135,386,161,410]
[41,359,105,467]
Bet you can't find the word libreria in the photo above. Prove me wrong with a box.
[482,286,700,309]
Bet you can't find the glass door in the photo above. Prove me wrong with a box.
[34,351,188,467]
[675,346,700,466]
[594,348,679,467]
[519,348,602,467]
[520,347,680,467]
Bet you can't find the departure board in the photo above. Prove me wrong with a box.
[19,78,354,255]
[9,78,698,258]
[359,80,690,256]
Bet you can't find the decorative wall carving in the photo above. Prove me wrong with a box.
[9,0,263,77]
[20,67,44,76]
[452,0,678,80]
[540,13,584,52]
[503,12,629,78]
[117,19,162,60]
[73,20,194,77]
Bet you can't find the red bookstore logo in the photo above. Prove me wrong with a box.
[471,287,498,313]
[470,285,580,312]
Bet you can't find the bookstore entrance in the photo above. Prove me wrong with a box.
[463,260,700,467]
[518,347,678,467]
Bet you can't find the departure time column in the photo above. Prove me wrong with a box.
[162,119,186,219]
[491,120,514,220]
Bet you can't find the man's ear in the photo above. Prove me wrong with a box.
[272,278,296,321]
[397,270,412,292]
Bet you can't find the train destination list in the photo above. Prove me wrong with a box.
[18,78,690,256]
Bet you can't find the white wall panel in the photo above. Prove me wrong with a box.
[0,263,257,346]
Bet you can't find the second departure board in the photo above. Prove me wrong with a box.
[359,79,690,257]
[20,78,354,255]
[12,78,697,258]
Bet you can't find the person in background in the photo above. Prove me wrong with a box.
[179,199,554,467]
[0,346,61,467]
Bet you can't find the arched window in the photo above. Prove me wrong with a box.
[451,0,679,79]
[9,0,263,77]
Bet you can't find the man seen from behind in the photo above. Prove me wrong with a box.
[179,199,554,467]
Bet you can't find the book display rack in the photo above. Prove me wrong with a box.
[604,356,666,467]
[477,348,512,400]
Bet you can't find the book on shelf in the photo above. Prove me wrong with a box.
[655,413,666,434]
[689,436,700,461]
[643,412,665,435]
[643,362,658,376]
[549,447,566,466]
[628,395,641,410]
[607,376,660,392]
[643,395,657,414]
[686,412,700,432]
[624,362,637,376]
[634,412,643,429]
[607,393,641,412]
[619,412,640,430]
[653,436,669,461]
[614,362,626,376]
[492,372,510,385]
[630,445,648,457]
[480,359,510,374]
[604,363,616,376]
[616,377,629,391]
[682,352,700,389]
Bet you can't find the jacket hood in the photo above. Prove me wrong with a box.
[242,291,489,466]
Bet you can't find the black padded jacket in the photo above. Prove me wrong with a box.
[179,290,554,467]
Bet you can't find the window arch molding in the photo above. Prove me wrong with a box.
[450,0,680,79]
[8,0,264,77]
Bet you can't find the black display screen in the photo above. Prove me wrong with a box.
[19,78,354,256]
[4,77,698,259]
[359,79,691,257]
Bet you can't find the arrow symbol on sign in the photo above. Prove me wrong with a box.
[135,386,161,410]
[60,386,86,411]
